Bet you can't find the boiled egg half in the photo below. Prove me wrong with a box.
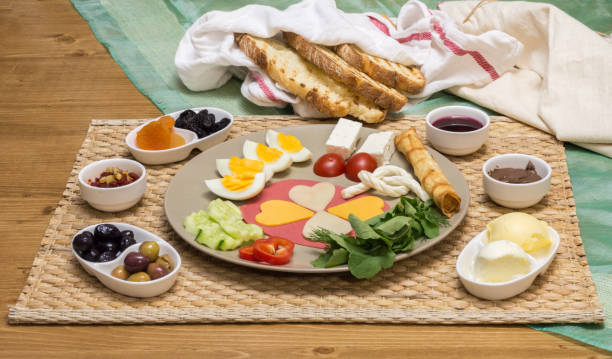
[205,172,266,201]
[265,130,312,162]
[243,140,292,173]
[216,157,273,182]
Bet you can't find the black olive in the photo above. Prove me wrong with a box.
[119,230,136,251]
[94,224,121,242]
[96,239,120,253]
[98,251,119,262]
[81,247,100,262]
[73,231,94,253]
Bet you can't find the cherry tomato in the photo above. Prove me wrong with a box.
[238,245,256,261]
[345,152,378,182]
[253,237,294,265]
[313,153,345,177]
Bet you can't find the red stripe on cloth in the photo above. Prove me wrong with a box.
[250,72,281,102]
[432,23,499,80]
[396,32,432,43]
[368,16,390,36]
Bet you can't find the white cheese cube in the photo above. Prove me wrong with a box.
[325,118,362,160]
[356,131,395,165]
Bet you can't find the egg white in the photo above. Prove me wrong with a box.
[265,130,312,162]
[216,158,273,182]
[243,140,292,173]
[205,172,266,201]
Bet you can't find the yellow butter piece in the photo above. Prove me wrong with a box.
[487,212,551,252]
[327,196,385,221]
[255,200,314,226]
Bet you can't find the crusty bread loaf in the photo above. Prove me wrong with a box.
[283,32,407,111]
[235,33,386,123]
[334,43,425,94]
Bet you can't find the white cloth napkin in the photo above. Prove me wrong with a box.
[175,0,522,116]
[439,1,612,157]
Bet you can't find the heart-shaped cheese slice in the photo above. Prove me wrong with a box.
[327,196,385,221]
[288,182,335,212]
[302,211,352,238]
[255,200,314,226]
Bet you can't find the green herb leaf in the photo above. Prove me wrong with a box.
[420,218,439,238]
[311,251,333,268]
[326,248,349,268]
[347,246,395,279]
[349,214,380,240]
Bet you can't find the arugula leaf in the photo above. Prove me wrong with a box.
[349,214,380,240]
[420,218,439,238]
[347,246,395,279]
[326,248,349,268]
[375,216,412,235]
[311,251,333,268]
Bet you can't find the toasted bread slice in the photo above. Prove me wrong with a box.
[235,33,386,123]
[334,43,425,95]
[283,32,407,111]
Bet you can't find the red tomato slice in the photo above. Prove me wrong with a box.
[238,245,256,261]
[253,237,294,265]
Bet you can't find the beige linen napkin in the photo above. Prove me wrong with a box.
[439,1,612,157]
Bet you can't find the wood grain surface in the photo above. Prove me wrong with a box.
[0,1,609,358]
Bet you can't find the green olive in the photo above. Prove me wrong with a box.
[155,254,174,271]
[111,265,129,280]
[127,272,151,282]
[138,241,160,262]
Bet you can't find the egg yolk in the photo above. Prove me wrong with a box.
[278,132,303,153]
[229,157,264,175]
[221,173,254,192]
[256,144,283,163]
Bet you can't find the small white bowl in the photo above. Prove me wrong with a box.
[126,107,234,165]
[72,223,181,298]
[456,227,560,300]
[483,154,551,209]
[78,158,146,212]
[426,105,490,156]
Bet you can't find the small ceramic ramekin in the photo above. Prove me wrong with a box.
[126,107,234,165]
[78,158,146,212]
[456,227,559,300]
[72,222,181,298]
[483,154,551,209]
[425,105,490,156]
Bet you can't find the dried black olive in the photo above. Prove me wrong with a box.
[175,110,196,129]
[213,118,231,132]
[201,114,214,130]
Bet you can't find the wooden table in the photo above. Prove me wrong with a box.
[0,1,609,358]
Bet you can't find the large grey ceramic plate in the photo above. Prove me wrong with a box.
[165,124,469,273]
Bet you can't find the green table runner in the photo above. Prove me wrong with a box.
[71,0,612,350]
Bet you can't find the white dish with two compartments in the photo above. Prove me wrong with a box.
[72,222,181,298]
[126,107,234,165]
[456,226,560,300]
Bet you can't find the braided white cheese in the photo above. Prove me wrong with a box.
[341,165,430,201]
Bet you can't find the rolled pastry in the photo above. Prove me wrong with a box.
[394,128,461,217]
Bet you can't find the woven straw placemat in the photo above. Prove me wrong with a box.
[8,115,603,325]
